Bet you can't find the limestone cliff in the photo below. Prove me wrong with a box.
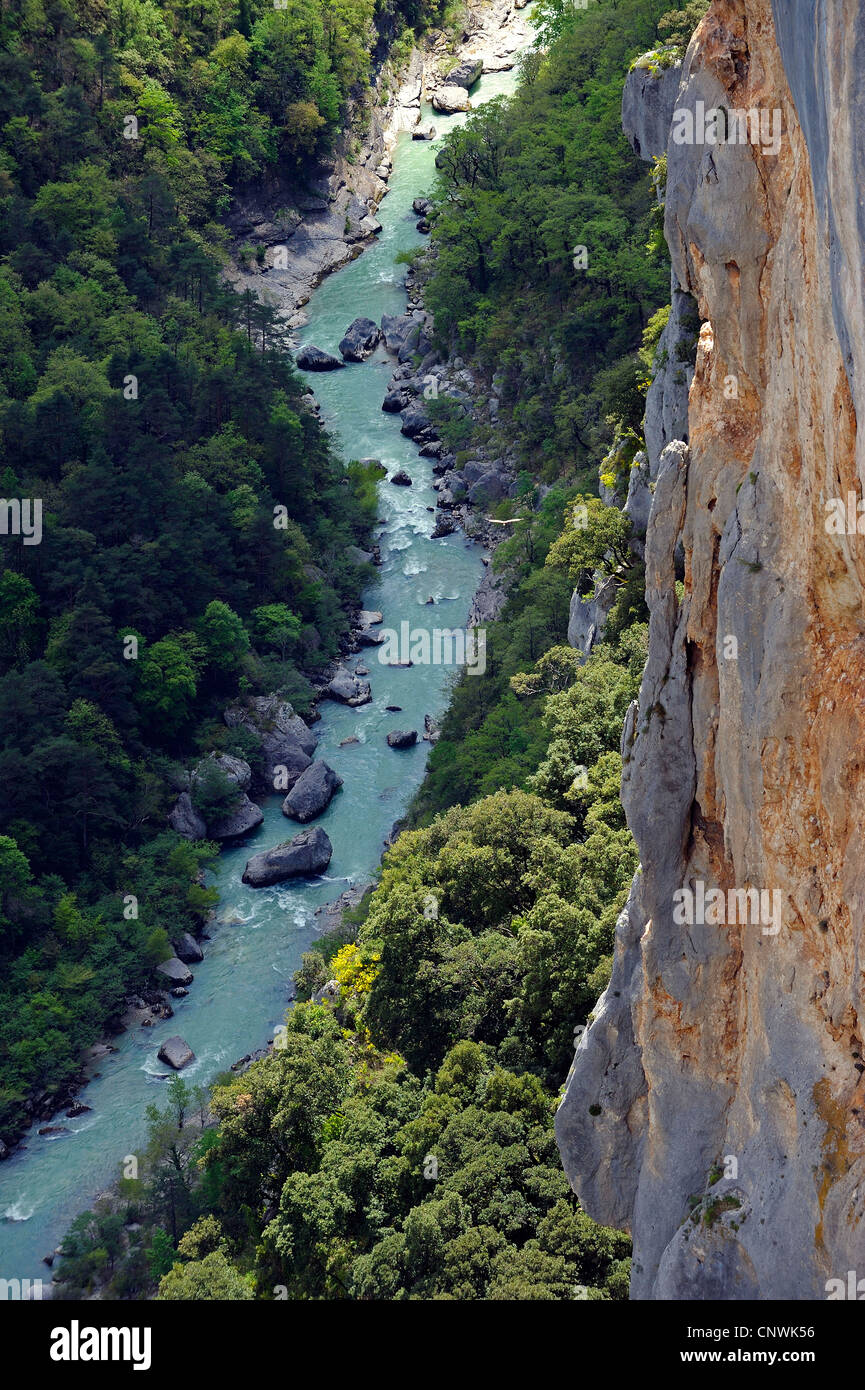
[557,0,865,1299]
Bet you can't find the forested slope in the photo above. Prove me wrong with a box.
[0,0,447,1144]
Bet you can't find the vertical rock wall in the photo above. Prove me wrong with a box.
[557,0,865,1299]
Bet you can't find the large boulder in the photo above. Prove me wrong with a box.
[242,827,333,887]
[432,85,471,113]
[296,344,345,371]
[207,795,263,839]
[381,313,419,355]
[282,761,343,822]
[192,752,252,793]
[447,58,483,89]
[168,792,206,840]
[387,729,418,749]
[400,401,432,438]
[391,470,412,486]
[339,317,382,361]
[223,697,316,792]
[156,958,194,986]
[172,932,204,965]
[157,1036,195,1070]
[324,665,372,706]
[189,755,263,839]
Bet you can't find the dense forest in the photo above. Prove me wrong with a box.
[0,0,454,1141]
[49,0,705,1299]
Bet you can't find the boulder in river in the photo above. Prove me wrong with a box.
[172,932,204,964]
[156,958,194,986]
[387,729,418,749]
[242,827,333,887]
[339,317,382,361]
[432,85,471,113]
[381,314,419,355]
[447,58,483,89]
[157,1036,196,1070]
[400,402,432,438]
[412,198,434,217]
[412,123,436,140]
[391,469,413,486]
[282,761,343,823]
[296,344,345,371]
[324,665,372,706]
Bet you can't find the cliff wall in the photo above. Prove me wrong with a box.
[557,0,865,1300]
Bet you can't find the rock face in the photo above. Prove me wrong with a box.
[158,1036,195,1070]
[281,761,343,822]
[447,58,483,90]
[557,0,865,1301]
[223,695,316,793]
[296,344,344,371]
[155,958,193,987]
[168,792,206,840]
[432,85,471,114]
[242,827,333,886]
[338,317,381,361]
[172,932,204,964]
[386,729,417,749]
[324,665,372,706]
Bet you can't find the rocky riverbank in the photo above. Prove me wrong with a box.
[223,0,534,330]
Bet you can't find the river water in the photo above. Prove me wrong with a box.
[0,54,529,1290]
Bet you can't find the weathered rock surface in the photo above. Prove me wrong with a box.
[339,317,382,361]
[242,827,333,886]
[172,932,204,965]
[324,665,372,706]
[155,958,194,987]
[386,729,417,749]
[223,695,316,792]
[157,1036,195,1070]
[557,0,865,1302]
[296,344,345,371]
[168,792,206,840]
[281,760,343,822]
[432,85,471,114]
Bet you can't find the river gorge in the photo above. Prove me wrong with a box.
[0,33,532,1290]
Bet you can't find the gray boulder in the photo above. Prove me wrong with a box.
[432,85,471,113]
[172,933,204,964]
[400,401,431,438]
[296,344,345,371]
[207,795,263,840]
[412,124,436,140]
[391,469,412,486]
[282,761,343,822]
[387,729,418,749]
[157,1036,195,1070]
[447,58,483,89]
[156,958,194,986]
[168,792,207,840]
[339,317,382,361]
[325,665,372,706]
[381,313,418,355]
[382,388,412,412]
[242,827,333,886]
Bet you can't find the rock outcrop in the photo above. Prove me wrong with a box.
[281,761,343,822]
[242,827,333,887]
[557,0,865,1301]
